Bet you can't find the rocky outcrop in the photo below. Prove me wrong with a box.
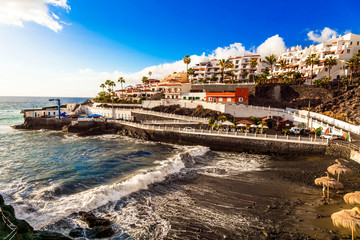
[151,105,233,119]
[14,117,73,131]
[314,85,360,125]
[0,195,70,240]
[67,212,115,239]
[252,84,333,109]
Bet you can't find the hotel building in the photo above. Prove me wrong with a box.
[273,33,360,81]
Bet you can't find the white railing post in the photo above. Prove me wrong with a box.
[287,135,289,140]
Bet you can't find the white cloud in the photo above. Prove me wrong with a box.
[256,34,286,57]
[87,35,285,88]
[0,0,70,32]
[52,12,59,20]
[307,27,338,43]
[78,68,96,74]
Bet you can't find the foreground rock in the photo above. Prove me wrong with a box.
[0,195,70,240]
[68,211,115,239]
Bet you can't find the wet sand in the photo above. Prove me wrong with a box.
[114,152,360,240]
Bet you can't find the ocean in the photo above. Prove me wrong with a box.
[0,96,273,239]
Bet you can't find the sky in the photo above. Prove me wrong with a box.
[0,0,359,97]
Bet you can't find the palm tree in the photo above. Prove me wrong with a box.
[188,68,194,82]
[278,59,289,71]
[183,55,191,81]
[242,70,249,80]
[117,77,125,99]
[148,71,152,79]
[346,57,359,85]
[225,71,235,83]
[305,54,320,85]
[219,59,233,83]
[324,56,337,79]
[100,83,105,92]
[142,76,149,84]
[107,81,116,119]
[250,59,258,82]
[262,54,277,77]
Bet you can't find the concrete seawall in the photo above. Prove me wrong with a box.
[14,117,330,156]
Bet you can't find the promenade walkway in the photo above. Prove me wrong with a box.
[102,119,328,146]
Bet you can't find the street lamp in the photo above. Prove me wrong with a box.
[49,98,61,119]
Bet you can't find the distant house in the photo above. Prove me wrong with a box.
[261,117,276,129]
[278,118,293,130]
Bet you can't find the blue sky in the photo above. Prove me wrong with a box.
[0,0,359,97]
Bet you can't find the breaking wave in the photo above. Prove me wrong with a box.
[3,146,209,230]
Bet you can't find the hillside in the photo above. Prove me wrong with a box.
[314,85,360,125]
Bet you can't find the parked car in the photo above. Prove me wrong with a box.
[183,127,193,131]
[290,127,301,135]
[320,133,342,140]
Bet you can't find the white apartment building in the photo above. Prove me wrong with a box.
[116,79,161,101]
[192,55,266,83]
[156,79,191,99]
[228,55,266,81]
[274,33,360,82]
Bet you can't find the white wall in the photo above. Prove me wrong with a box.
[84,107,133,120]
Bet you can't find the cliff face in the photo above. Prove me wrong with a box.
[0,195,70,240]
[251,84,333,109]
[314,85,360,125]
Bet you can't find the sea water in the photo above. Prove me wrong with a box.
[0,96,268,239]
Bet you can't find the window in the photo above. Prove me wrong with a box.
[358,41,360,45]
[325,68,328,72]
[347,49,351,53]
[351,41,353,45]
[53,112,55,115]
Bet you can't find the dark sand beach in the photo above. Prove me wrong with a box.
[107,152,360,240]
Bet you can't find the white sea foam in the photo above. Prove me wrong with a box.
[9,146,208,230]
[199,153,268,177]
[0,125,14,134]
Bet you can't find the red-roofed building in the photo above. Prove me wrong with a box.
[205,88,249,104]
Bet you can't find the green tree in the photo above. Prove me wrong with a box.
[324,56,337,79]
[249,58,258,81]
[100,83,106,92]
[346,56,360,85]
[305,54,320,85]
[117,77,125,99]
[226,71,235,83]
[142,76,149,84]
[262,54,277,77]
[242,70,249,80]
[278,59,289,71]
[219,59,233,83]
[217,115,227,122]
[188,68,194,82]
[183,55,191,81]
